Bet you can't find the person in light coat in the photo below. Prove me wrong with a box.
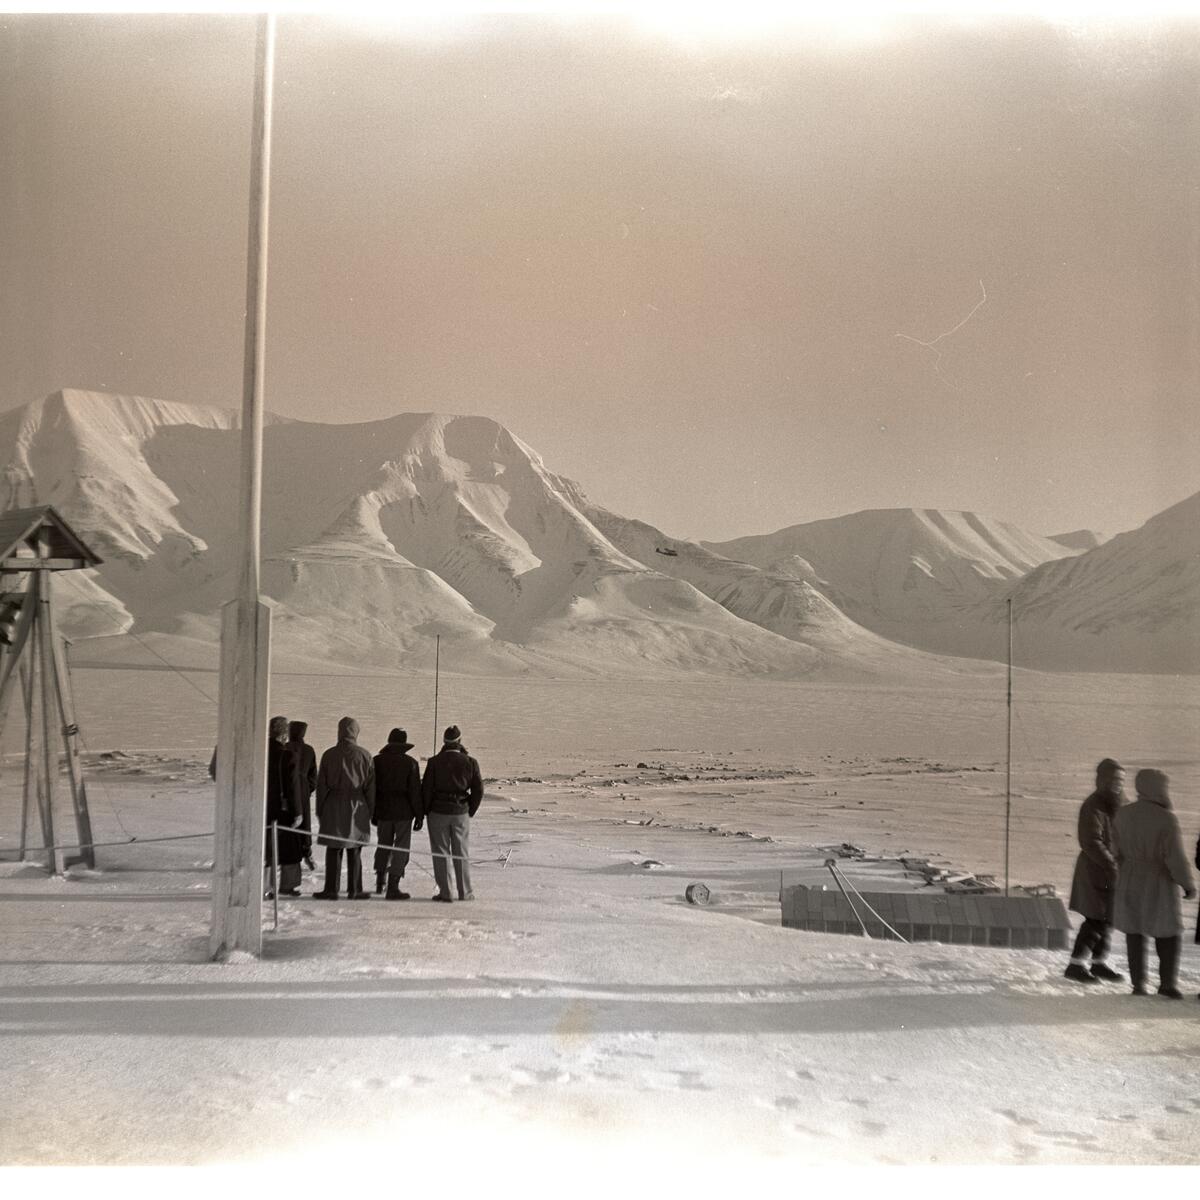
[313,716,376,901]
[1064,759,1126,984]
[1112,768,1196,998]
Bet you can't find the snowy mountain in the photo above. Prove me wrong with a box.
[1002,492,1200,673]
[708,504,1198,673]
[0,390,979,681]
[706,507,1083,659]
[2,391,1190,676]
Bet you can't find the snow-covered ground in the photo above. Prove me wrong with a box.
[2,669,1200,1170]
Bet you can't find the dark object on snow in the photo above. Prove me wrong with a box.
[655,546,678,556]
[685,882,711,905]
[781,884,1072,949]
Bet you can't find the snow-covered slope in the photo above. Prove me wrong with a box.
[1049,529,1112,552]
[1001,492,1200,673]
[707,508,1082,660]
[576,504,939,671]
[0,391,964,679]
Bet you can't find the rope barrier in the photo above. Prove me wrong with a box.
[1,826,504,868]
[827,860,911,943]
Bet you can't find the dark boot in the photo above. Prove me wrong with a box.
[1156,936,1182,998]
[1126,934,1148,995]
[313,848,342,899]
[375,871,386,895]
[1064,963,1100,984]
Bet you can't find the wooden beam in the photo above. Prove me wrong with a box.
[33,578,61,875]
[210,597,270,958]
[46,573,95,868]
[16,662,31,862]
[0,558,93,571]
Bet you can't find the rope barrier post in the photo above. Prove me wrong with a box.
[271,821,279,932]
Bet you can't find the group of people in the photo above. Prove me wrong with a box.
[244,734,1199,997]
[1066,758,1198,999]
[225,717,484,904]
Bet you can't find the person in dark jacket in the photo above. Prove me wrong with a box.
[313,716,376,901]
[288,720,318,869]
[1064,758,1126,984]
[1113,768,1196,998]
[422,724,483,902]
[265,715,306,898]
[373,728,423,900]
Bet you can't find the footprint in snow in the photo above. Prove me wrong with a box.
[511,1067,571,1086]
[996,1109,1039,1128]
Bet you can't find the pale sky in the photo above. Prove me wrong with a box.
[2,12,1198,541]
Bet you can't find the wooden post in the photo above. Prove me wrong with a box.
[34,578,62,875]
[47,608,96,867]
[210,12,276,960]
[17,662,31,862]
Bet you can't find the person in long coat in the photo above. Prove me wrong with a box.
[372,728,423,899]
[287,720,318,869]
[422,724,483,902]
[1064,758,1126,984]
[1112,768,1196,998]
[265,715,306,898]
[313,716,376,901]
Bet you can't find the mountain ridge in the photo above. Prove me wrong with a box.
[1,391,1191,675]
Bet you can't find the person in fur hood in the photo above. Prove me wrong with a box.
[1064,759,1126,984]
[313,717,376,901]
[1113,768,1196,998]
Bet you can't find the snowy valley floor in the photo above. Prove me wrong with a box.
[3,743,1200,1170]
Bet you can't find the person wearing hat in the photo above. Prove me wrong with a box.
[421,724,484,902]
[1112,768,1196,998]
[287,720,318,871]
[1064,758,1126,984]
[313,716,376,901]
[264,715,306,898]
[373,728,423,900]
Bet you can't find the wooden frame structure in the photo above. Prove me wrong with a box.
[0,505,100,873]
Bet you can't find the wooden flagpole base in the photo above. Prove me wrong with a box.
[209,596,271,960]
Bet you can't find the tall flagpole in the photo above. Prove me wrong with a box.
[211,13,276,960]
[1004,596,1012,898]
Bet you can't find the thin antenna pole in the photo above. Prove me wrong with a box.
[1005,596,1013,897]
[433,634,440,752]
